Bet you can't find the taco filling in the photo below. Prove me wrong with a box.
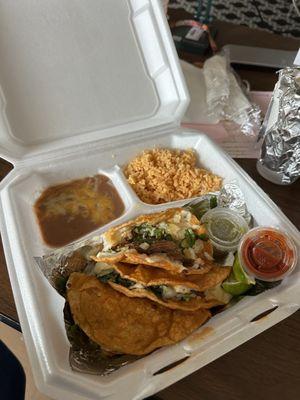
[92,262,230,305]
[96,268,200,302]
[93,209,213,272]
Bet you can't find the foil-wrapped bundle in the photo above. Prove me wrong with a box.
[203,54,262,136]
[257,66,300,184]
[218,182,252,225]
[186,182,251,224]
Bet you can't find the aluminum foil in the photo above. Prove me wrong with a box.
[257,67,300,184]
[233,103,262,137]
[35,236,102,295]
[218,182,252,225]
[187,183,251,225]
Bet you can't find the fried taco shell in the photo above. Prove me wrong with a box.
[114,263,230,290]
[67,273,211,355]
[101,208,203,250]
[93,262,230,311]
[108,282,219,311]
[92,240,213,273]
[92,251,186,273]
[92,208,213,274]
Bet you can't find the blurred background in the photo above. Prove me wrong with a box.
[168,0,300,37]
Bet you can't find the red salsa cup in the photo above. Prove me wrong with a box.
[238,227,298,282]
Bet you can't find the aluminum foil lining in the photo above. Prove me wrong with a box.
[258,66,300,184]
[35,235,102,294]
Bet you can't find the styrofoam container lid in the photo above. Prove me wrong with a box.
[0,0,189,163]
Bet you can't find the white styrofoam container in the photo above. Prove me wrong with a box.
[0,1,299,400]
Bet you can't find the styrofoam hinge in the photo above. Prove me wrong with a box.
[13,122,180,170]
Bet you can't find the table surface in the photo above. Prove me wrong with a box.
[0,7,300,400]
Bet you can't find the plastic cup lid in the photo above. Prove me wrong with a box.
[201,207,249,251]
[238,226,298,282]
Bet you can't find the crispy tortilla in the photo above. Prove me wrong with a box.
[109,282,220,311]
[114,263,230,291]
[101,208,204,250]
[92,251,186,273]
[93,207,213,273]
[92,243,213,274]
[106,263,230,310]
[67,272,211,355]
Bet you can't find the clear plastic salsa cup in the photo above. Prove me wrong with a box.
[201,208,249,253]
[238,226,298,282]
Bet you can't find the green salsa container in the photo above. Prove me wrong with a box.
[202,208,249,253]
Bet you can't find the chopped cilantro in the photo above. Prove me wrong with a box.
[149,285,164,298]
[115,275,135,288]
[176,293,195,302]
[181,229,196,248]
[97,270,135,288]
[197,233,209,241]
[209,196,218,209]
[97,271,118,283]
[132,223,172,244]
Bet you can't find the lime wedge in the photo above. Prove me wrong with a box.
[233,254,255,285]
[222,254,255,296]
[222,280,252,296]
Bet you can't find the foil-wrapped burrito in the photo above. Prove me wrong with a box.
[257,66,300,185]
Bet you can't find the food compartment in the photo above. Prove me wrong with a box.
[0,130,300,400]
[120,138,223,206]
[3,165,136,255]
[34,174,125,247]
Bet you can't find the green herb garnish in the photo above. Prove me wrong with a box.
[209,196,218,209]
[115,275,135,288]
[132,223,172,244]
[197,233,209,241]
[97,270,135,288]
[176,292,196,302]
[97,271,118,283]
[181,228,196,248]
[148,285,163,298]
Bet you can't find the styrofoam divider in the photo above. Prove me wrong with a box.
[0,130,299,400]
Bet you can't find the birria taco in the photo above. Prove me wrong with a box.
[91,262,231,311]
[67,272,211,355]
[92,208,214,274]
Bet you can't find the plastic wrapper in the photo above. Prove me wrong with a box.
[203,54,262,136]
[35,184,250,375]
[203,55,230,119]
[257,67,300,185]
